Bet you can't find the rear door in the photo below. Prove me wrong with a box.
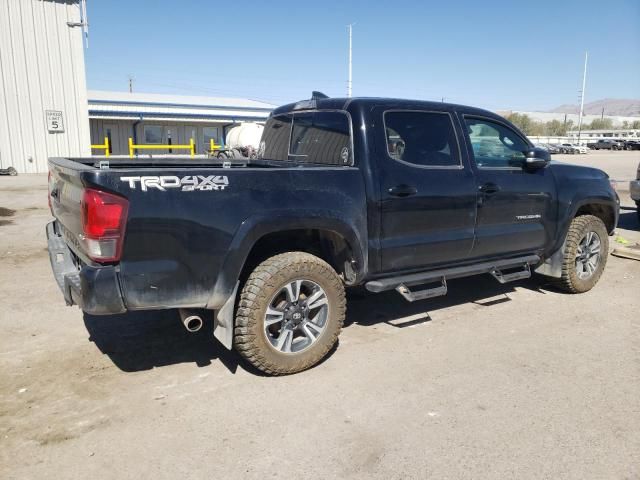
[461,114,557,258]
[374,107,477,273]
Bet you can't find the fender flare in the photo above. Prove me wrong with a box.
[539,194,618,277]
[208,211,367,349]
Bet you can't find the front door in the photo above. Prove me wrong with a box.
[375,107,477,273]
[461,115,557,259]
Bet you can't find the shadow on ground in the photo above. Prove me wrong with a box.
[345,273,552,329]
[84,273,553,374]
[83,311,243,374]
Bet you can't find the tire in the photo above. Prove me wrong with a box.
[636,203,640,223]
[234,252,346,375]
[556,215,609,293]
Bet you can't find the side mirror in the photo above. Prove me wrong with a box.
[524,147,551,170]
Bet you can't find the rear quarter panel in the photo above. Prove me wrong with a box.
[81,167,367,310]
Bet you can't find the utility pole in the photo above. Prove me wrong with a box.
[577,51,588,144]
[347,24,354,98]
[128,75,134,93]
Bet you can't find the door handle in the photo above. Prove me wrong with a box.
[478,183,500,195]
[388,184,417,197]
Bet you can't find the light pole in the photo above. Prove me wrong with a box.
[577,52,588,145]
[347,24,354,98]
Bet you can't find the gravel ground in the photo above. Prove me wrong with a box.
[1,152,639,479]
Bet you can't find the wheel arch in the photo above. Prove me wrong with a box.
[207,212,367,310]
[573,199,617,234]
[537,197,617,278]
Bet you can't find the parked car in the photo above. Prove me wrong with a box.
[560,143,580,154]
[587,139,624,150]
[631,162,640,221]
[560,143,589,154]
[545,144,561,154]
[623,140,640,151]
[46,94,619,375]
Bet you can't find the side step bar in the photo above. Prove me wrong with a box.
[490,263,531,284]
[396,278,447,303]
[365,255,539,296]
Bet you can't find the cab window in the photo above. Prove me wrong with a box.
[259,114,292,162]
[289,112,351,165]
[384,111,460,167]
[464,117,528,168]
[259,112,351,165]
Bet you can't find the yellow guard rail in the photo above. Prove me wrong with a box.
[128,137,195,158]
[91,137,110,157]
[209,138,221,152]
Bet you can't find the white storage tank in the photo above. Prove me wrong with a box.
[225,123,264,149]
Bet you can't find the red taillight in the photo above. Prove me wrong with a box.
[81,189,129,262]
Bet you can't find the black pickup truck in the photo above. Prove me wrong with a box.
[587,139,624,150]
[47,94,619,375]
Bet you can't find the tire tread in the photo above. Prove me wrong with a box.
[234,252,346,375]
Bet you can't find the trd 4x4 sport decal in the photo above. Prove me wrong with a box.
[120,175,229,192]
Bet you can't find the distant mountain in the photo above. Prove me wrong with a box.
[550,98,640,117]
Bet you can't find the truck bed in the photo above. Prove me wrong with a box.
[47,156,367,314]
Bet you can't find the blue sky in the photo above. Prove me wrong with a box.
[85,0,640,111]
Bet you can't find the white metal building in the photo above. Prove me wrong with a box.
[566,128,639,139]
[0,0,90,173]
[88,91,275,156]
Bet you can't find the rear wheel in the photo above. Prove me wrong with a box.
[556,215,608,293]
[234,252,346,375]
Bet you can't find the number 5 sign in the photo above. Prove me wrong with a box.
[46,110,64,133]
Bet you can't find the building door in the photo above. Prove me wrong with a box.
[185,125,199,154]
[203,126,220,152]
[103,123,118,155]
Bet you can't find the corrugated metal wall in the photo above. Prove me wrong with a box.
[0,0,90,173]
[90,119,227,155]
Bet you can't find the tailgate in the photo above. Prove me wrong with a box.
[49,159,86,255]
[49,160,86,247]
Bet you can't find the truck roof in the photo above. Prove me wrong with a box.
[271,96,500,120]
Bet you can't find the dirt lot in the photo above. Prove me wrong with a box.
[1,152,639,479]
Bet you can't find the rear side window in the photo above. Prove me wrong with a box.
[384,111,460,167]
[259,111,352,165]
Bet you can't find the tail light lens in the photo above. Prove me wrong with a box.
[81,188,129,262]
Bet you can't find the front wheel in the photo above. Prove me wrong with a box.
[234,252,346,375]
[556,215,609,293]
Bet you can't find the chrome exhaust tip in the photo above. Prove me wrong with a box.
[179,309,203,333]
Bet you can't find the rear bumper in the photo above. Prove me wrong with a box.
[46,221,127,315]
[630,180,640,202]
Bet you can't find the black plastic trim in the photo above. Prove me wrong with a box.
[46,221,127,315]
